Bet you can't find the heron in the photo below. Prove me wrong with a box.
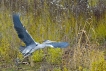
[12,14,69,59]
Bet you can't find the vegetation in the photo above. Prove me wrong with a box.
[0,0,106,71]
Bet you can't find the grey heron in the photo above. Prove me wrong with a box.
[12,14,69,58]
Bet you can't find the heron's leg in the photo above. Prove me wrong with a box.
[23,53,34,67]
[21,57,29,65]
[14,54,30,66]
[20,53,32,64]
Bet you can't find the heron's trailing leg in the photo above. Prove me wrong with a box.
[21,57,30,65]
[15,54,32,66]
[21,53,32,64]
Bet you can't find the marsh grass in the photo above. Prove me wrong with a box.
[0,0,106,71]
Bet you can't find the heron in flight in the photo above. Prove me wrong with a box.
[12,14,69,58]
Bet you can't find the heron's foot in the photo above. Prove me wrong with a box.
[14,57,30,66]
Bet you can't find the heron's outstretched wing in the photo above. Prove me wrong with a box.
[46,42,69,48]
[13,14,35,46]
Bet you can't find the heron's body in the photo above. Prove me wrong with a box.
[21,43,47,56]
[12,14,69,58]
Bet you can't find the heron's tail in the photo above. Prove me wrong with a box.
[19,46,26,53]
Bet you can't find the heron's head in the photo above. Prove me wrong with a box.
[43,40,55,43]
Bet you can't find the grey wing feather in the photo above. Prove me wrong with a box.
[19,46,26,52]
[13,14,35,46]
[47,42,69,48]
